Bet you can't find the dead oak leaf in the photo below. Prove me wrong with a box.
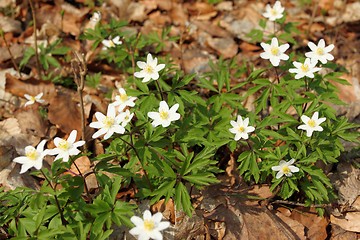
[48,89,82,135]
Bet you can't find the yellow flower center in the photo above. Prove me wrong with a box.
[30,96,36,102]
[316,48,324,55]
[281,166,291,174]
[159,110,169,120]
[26,149,38,161]
[300,64,309,72]
[145,65,154,74]
[58,139,70,151]
[103,117,115,128]
[109,40,115,48]
[270,9,278,16]
[120,93,128,102]
[238,126,245,133]
[307,119,316,128]
[143,219,155,231]
[271,47,279,56]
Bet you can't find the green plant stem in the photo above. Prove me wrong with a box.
[154,80,164,101]
[40,169,67,225]
[119,136,153,191]
[71,157,92,203]
[28,0,42,80]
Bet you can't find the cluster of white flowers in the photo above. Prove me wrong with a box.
[229,1,335,180]
[13,130,85,174]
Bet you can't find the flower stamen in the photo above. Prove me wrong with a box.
[26,149,38,161]
[103,117,115,128]
[143,219,155,231]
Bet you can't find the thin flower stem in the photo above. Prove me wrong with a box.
[28,0,42,80]
[119,136,153,191]
[40,169,67,225]
[71,157,92,203]
[154,80,164,101]
[273,21,276,35]
[302,77,309,114]
[273,67,280,84]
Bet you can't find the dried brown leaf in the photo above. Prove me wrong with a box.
[48,89,82,134]
[290,208,329,240]
[331,212,360,233]
[5,73,56,101]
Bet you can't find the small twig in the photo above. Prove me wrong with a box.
[271,199,331,208]
[0,29,22,77]
[71,51,88,153]
[40,169,67,225]
[28,0,42,79]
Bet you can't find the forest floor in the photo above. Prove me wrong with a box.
[0,0,359,239]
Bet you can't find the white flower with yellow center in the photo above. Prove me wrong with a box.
[263,1,285,21]
[148,101,180,128]
[119,109,134,127]
[102,36,122,49]
[298,112,326,137]
[89,105,126,140]
[129,210,170,240]
[260,37,290,67]
[13,140,48,174]
[229,115,255,141]
[111,88,137,112]
[24,92,45,107]
[134,53,165,83]
[289,58,321,79]
[48,130,85,162]
[305,39,334,64]
[271,159,299,179]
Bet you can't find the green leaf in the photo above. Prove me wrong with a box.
[20,47,35,69]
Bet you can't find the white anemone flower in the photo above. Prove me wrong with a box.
[13,140,48,174]
[102,36,122,49]
[111,88,137,112]
[89,105,125,140]
[298,112,326,137]
[271,159,299,179]
[148,101,180,128]
[289,58,321,79]
[119,109,134,127]
[49,130,85,162]
[260,37,290,67]
[134,53,165,83]
[263,1,285,21]
[90,11,101,23]
[24,93,45,106]
[305,39,334,64]
[129,210,170,240]
[229,115,255,141]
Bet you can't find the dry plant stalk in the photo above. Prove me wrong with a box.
[71,51,87,151]
[0,29,22,77]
